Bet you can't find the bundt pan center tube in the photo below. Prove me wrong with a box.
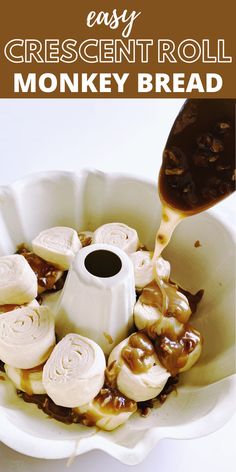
[55,243,136,355]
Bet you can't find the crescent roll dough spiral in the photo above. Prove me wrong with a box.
[108,335,170,402]
[0,255,37,305]
[139,281,191,324]
[164,283,191,323]
[155,256,171,282]
[0,306,55,369]
[130,252,171,289]
[43,333,106,408]
[32,226,82,270]
[92,223,139,254]
[129,251,153,288]
[134,299,184,340]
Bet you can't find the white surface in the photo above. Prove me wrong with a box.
[0,99,235,471]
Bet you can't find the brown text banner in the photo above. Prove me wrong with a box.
[0,0,235,98]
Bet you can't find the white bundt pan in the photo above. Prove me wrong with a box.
[0,170,235,464]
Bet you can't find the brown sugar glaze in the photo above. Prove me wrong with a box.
[150,101,234,374]
[121,332,155,374]
[154,99,235,260]
[159,99,235,214]
[140,281,204,317]
[17,385,137,426]
[17,390,80,425]
[155,327,202,377]
[140,281,163,310]
[78,232,92,247]
[75,386,137,427]
[19,364,45,395]
[0,360,5,382]
[94,386,137,414]
[138,280,203,373]
[0,304,21,313]
[17,246,66,293]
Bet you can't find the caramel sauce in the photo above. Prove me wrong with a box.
[155,326,202,376]
[161,283,191,323]
[153,99,235,261]
[139,243,148,251]
[20,363,45,395]
[140,281,163,310]
[103,332,114,345]
[95,386,137,414]
[140,280,193,323]
[121,332,155,374]
[105,360,120,389]
[78,232,92,247]
[0,362,6,380]
[17,385,136,427]
[17,246,64,292]
[157,234,167,244]
[162,213,169,222]
[21,371,33,395]
[144,320,179,343]
[177,287,204,314]
[0,304,20,313]
[61,385,136,427]
[159,99,235,214]
[17,376,177,425]
[75,410,100,427]
[153,206,183,261]
[17,391,81,425]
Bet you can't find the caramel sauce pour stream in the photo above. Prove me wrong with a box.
[153,205,184,263]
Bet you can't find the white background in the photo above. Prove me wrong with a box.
[0,99,235,471]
